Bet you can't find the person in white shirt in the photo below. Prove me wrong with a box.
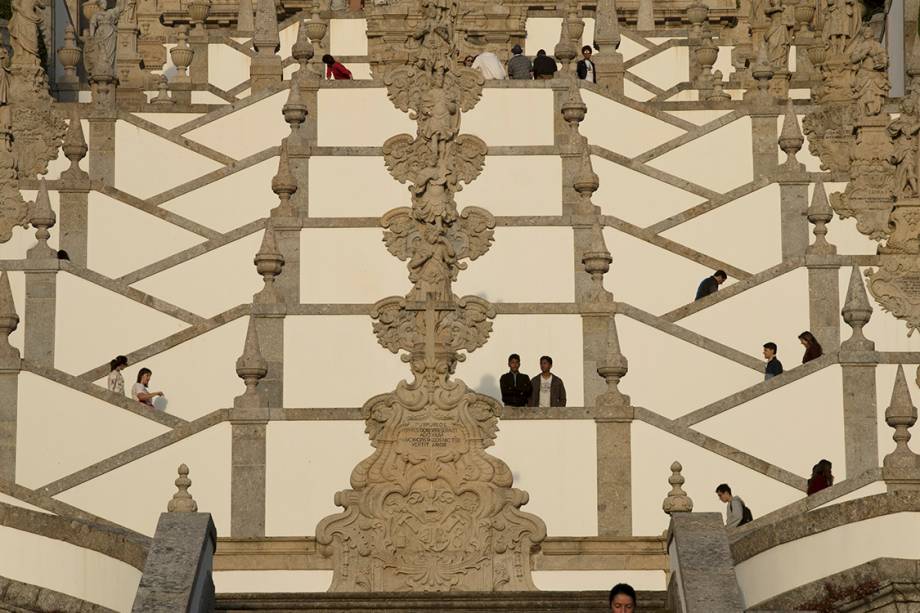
[528,355,567,408]
[577,45,596,83]
[132,367,164,409]
[471,51,507,80]
[716,483,749,528]
[107,355,128,396]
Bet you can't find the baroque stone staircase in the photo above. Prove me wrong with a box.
[213,590,672,612]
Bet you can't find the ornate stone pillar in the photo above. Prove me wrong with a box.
[88,104,116,185]
[230,316,269,537]
[56,25,82,103]
[592,0,624,95]
[805,179,840,351]
[24,181,58,367]
[0,272,21,482]
[59,109,90,266]
[839,266,879,478]
[776,100,809,260]
[250,0,282,94]
[169,26,194,105]
[746,47,779,180]
[686,0,709,83]
[276,85,307,304]
[189,2,211,91]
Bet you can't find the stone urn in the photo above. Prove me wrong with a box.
[170,26,194,74]
[565,14,585,45]
[82,0,101,24]
[686,0,710,28]
[794,0,815,32]
[561,92,587,124]
[187,0,211,26]
[695,38,718,70]
[305,15,328,43]
[57,25,82,77]
[806,40,826,67]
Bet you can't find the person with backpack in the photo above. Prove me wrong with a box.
[716,483,752,528]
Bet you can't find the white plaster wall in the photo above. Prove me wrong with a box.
[329,19,368,56]
[631,421,802,536]
[316,89,416,146]
[464,90,554,146]
[185,90,290,160]
[214,570,333,592]
[308,157,409,217]
[630,45,689,91]
[0,526,141,612]
[533,570,665,591]
[581,90,685,158]
[55,273,187,375]
[132,230,264,318]
[208,44,252,91]
[16,372,169,488]
[283,315,408,407]
[455,156,562,216]
[55,423,232,536]
[114,121,224,200]
[160,157,278,232]
[735,512,920,607]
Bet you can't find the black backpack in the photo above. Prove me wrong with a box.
[739,503,753,525]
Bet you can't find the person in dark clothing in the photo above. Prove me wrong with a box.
[499,353,532,407]
[608,583,636,612]
[695,270,727,300]
[807,459,834,495]
[532,49,557,79]
[576,45,596,82]
[799,331,823,363]
[529,355,567,407]
[763,342,783,380]
[507,44,532,79]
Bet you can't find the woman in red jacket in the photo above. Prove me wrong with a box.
[322,54,353,80]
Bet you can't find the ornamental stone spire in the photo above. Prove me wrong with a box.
[234,316,267,409]
[167,464,198,512]
[271,140,297,216]
[253,224,284,303]
[0,271,20,363]
[806,179,835,255]
[27,180,56,259]
[778,100,804,172]
[841,266,874,351]
[662,461,693,514]
[573,149,599,214]
[883,365,920,490]
[596,314,629,407]
[61,108,88,180]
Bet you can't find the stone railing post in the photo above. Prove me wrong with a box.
[746,46,779,181]
[0,272,20,482]
[593,0,625,95]
[805,179,840,351]
[840,266,879,477]
[24,181,58,367]
[776,100,809,260]
[132,465,216,613]
[189,1,210,90]
[59,108,90,266]
[250,0,282,93]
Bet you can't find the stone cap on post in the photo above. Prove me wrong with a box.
[662,461,694,515]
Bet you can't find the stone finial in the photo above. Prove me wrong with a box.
[706,70,730,101]
[841,265,874,351]
[170,26,194,79]
[596,314,629,407]
[662,461,693,514]
[883,365,920,489]
[62,108,88,176]
[253,0,280,56]
[582,222,612,285]
[282,82,307,132]
[167,464,198,512]
[271,140,297,214]
[27,180,56,259]
[686,0,709,36]
[806,179,836,255]
[778,100,804,170]
[235,316,268,406]
[0,271,20,362]
[561,85,587,131]
[594,0,621,51]
[573,149,599,213]
[188,0,211,29]
[254,223,284,303]
[554,17,577,72]
[291,19,315,73]
[750,44,774,97]
[57,24,81,79]
[151,75,175,105]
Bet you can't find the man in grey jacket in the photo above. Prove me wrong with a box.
[507,44,532,80]
[716,483,746,528]
[528,355,567,407]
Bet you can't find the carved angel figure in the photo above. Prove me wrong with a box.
[9,0,46,68]
[888,97,920,198]
[418,73,460,160]
[850,27,889,117]
[88,0,123,79]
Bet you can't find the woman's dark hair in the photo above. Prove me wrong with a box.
[109,355,128,371]
[799,331,823,362]
[581,45,592,53]
[609,583,637,605]
[814,459,833,480]
[322,54,335,65]
[137,367,152,383]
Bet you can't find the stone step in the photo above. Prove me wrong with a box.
[214,590,671,612]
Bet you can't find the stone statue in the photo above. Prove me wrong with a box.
[9,0,45,69]
[824,0,860,56]
[0,47,11,138]
[888,97,920,198]
[88,0,123,79]
[850,26,889,117]
[118,0,137,27]
[764,2,792,69]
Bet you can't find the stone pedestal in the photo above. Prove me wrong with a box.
[840,354,879,478]
[89,113,116,185]
[749,110,780,180]
[58,186,90,267]
[24,267,57,366]
[251,55,283,94]
[593,53,625,96]
[230,414,268,537]
[116,24,147,105]
[596,411,633,536]
[806,261,841,352]
[778,177,810,259]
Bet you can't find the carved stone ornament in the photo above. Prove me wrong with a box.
[867,256,920,335]
[315,0,546,591]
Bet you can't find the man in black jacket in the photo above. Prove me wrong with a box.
[695,270,727,300]
[576,45,596,83]
[499,353,532,406]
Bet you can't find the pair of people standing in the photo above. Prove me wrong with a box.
[499,353,567,408]
[762,332,824,381]
[107,355,165,410]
